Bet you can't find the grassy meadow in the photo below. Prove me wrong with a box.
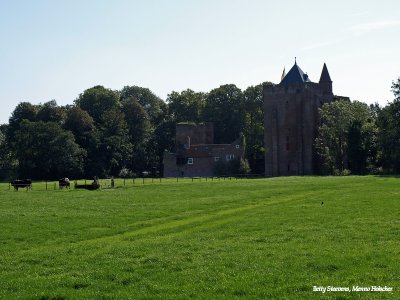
[0,176,399,299]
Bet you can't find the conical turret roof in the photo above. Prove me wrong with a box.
[319,63,332,82]
[280,62,311,86]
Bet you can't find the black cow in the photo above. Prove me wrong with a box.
[11,179,32,191]
[74,176,100,190]
[59,178,70,189]
[74,183,100,190]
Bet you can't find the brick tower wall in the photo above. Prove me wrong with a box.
[263,83,332,177]
[176,123,214,148]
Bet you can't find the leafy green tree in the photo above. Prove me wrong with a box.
[119,167,133,178]
[167,89,205,123]
[0,126,4,156]
[7,102,38,142]
[64,107,98,148]
[238,158,251,175]
[315,100,377,174]
[243,82,273,174]
[213,157,251,176]
[36,100,66,124]
[120,86,171,175]
[377,83,400,173]
[13,120,86,179]
[0,124,15,179]
[120,86,166,124]
[203,84,245,143]
[392,77,400,101]
[99,109,133,176]
[64,106,100,176]
[122,97,151,146]
[0,126,6,178]
[75,86,120,123]
[121,97,153,174]
[8,102,37,124]
[151,116,176,175]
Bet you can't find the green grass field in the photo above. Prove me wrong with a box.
[0,176,399,299]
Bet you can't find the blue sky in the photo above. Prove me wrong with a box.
[0,0,399,123]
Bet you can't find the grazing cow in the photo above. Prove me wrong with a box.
[74,183,100,190]
[59,178,70,189]
[74,177,100,190]
[11,179,32,191]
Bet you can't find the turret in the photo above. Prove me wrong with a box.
[281,67,286,81]
[319,63,332,95]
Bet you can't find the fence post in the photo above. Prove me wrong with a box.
[192,177,193,182]
[152,178,154,183]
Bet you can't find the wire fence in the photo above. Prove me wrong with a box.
[0,174,265,192]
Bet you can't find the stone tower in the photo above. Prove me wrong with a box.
[263,61,333,177]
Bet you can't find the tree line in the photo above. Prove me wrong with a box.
[316,77,400,175]
[0,78,399,180]
[0,83,267,180]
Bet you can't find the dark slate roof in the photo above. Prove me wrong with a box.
[319,63,332,82]
[280,63,312,86]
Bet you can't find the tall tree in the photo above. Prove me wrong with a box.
[315,100,377,174]
[167,89,205,123]
[122,97,151,146]
[0,124,15,179]
[150,115,176,176]
[203,84,245,143]
[99,109,133,176]
[392,77,400,101]
[120,86,166,124]
[121,97,153,174]
[13,120,86,179]
[121,86,172,175]
[64,106,100,176]
[75,86,120,123]
[64,107,98,148]
[243,82,273,174]
[36,100,66,124]
[377,82,400,173]
[7,102,38,140]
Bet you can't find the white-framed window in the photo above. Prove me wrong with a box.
[235,144,240,149]
[214,157,220,162]
[187,157,193,164]
[226,154,234,161]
